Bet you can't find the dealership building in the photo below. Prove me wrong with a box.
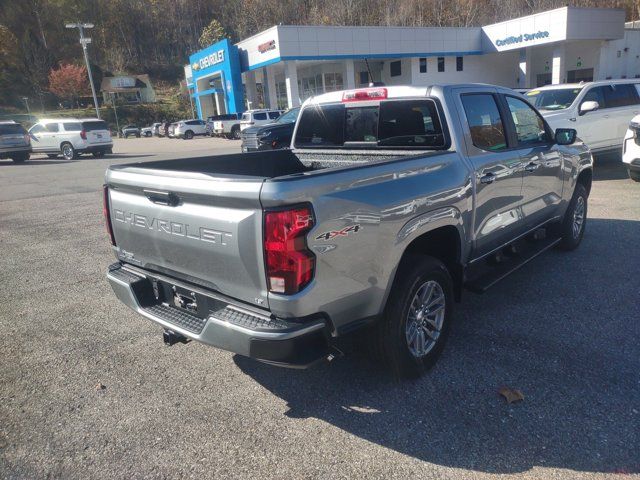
[185,6,640,119]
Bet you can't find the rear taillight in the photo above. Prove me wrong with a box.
[80,130,87,140]
[264,205,315,295]
[342,87,387,102]
[103,185,116,246]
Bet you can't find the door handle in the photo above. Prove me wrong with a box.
[524,162,539,172]
[479,172,496,184]
[144,189,180,206]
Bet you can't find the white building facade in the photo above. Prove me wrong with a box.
[187,7,640,118]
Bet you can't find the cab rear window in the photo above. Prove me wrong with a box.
[294,99,446,149]
[82,121,108,131]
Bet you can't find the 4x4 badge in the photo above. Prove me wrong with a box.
[315,224,360,241]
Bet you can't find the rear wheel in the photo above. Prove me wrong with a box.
[11,153,29,163]
[556,183,588,251]
[369,255,453,379]
[184,130,194,140]
[61,142,76,160]
[629,170,640,182]
[231,126,241,140]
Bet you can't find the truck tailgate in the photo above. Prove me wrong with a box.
[106,167,269,308]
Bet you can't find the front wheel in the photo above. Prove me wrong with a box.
[629,169,640,182]
[369,255,453,379]
[556,183,588,251]
[61,142,76,160]
[184,130,194,140]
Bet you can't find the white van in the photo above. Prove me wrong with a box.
[525,80,640,153]
[29,118,113,159]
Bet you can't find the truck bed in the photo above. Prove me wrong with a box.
[109,149,412,180]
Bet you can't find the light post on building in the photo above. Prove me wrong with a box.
[65,22,100,118]
[21,97,31,118]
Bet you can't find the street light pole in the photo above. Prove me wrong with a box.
[21,97,31,118]
[110,92,120,137]
[65,22,100,118]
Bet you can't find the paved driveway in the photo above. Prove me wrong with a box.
[0,144,638,479]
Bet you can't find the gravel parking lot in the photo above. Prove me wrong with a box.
[1,140,638,479]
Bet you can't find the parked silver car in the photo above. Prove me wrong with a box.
[0,121,31,163]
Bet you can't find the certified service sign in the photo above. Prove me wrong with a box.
[495,31,549,47]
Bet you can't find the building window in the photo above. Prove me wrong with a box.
[456,57,463,71]
[324,72,343,92]
[438,57,445,72]
[419,58,427,73]
[359,71,369,85]
[390,61,402,78]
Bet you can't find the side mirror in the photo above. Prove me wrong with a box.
[579,100,599,115]
[555,128,577,145]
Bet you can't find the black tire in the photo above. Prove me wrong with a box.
[61,142,76,160]
[231,126,241,140]
[556,183,588,251]
[11,153,29,163]
[184,130,194,140]
[92,150,105,158]
[47,154,58,159]
[369,255,454,379]
[629,170,640,182]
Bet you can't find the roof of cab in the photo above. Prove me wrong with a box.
[304,83,518,106]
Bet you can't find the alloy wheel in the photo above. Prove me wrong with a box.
[405,280,446,358]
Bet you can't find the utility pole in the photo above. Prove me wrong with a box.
[65,22,100,118]
[21,97,31,118]
[110,92,120,137]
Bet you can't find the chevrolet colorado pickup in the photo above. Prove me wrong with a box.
[105,84,593,378]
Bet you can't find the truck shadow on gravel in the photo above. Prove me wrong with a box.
[234,217,640,475]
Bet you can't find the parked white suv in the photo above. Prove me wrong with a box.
[623,115,640,182]
[173,119,207,139]
[239,109,282,132]
[29,118,113,160]
[525,80,640,153]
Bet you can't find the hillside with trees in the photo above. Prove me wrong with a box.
[1,0,639,111]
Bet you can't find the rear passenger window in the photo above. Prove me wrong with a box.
[604,84,639,108]
[254,113,267,120]
[461,94,507,151]
[505,96,550,145]
[63,123,81,131]
[44,123,59,133]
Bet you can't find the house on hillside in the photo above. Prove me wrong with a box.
[101,75,157,104]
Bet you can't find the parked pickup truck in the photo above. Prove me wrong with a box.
[105,84,593,378]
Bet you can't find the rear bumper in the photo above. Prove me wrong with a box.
[106,263,330,367]
[0,146,31,157]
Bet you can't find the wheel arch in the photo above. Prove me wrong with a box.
[383,208,466,309]
[576,167,592,196]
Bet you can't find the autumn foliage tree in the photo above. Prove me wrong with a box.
[48,63,89,107]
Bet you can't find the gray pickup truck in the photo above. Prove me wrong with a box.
[105,84,593,378]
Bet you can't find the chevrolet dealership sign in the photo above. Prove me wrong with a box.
[192,49,225,71]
